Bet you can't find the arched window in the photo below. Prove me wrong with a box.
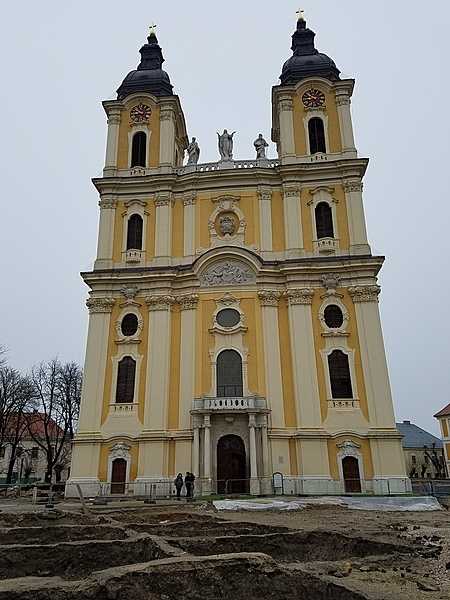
[315,202,334,239]
[131,132,147,167]
[308,117,326,154]
[328,350,353,398]
[126,214,143,250]
[217,350,243,397]
[115,357,136,404]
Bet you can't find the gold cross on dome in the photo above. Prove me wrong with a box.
[296,9,305,21]
[149,23,157,35]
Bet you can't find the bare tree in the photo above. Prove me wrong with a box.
[0,365,35,483]
[27,359,81,483]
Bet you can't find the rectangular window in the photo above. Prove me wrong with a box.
[31,447,39,459]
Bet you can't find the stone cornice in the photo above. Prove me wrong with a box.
[348,285,381,303]
[86,297,115,314]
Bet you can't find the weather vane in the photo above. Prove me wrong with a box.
[296,9,305,21]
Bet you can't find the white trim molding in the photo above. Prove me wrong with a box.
[337,439,365,492]
[107,443,132,489]
[307,186,340,255]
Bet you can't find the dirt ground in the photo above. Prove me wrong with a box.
[0,500,448,599]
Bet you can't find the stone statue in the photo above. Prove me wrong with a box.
[254,134,269,159]
[186,137,200,165]
[217,129,236,161]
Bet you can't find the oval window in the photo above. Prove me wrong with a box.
[121,313,139,336]
[324,305,344,328]
[216,309,240,328]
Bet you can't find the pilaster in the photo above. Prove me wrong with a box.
[154,192,173,261]
[343,180,371,255]
[183,192,197,257]
[258,186,273,253]
[95,196,117,270]
[159,105,176,168]
[286,288,322,428]
[335,88,357,157]
[258,290,285,428]
[178,294,199,429]
[103,108,121,176]
[283,184,304,256]
[278,95,295,161]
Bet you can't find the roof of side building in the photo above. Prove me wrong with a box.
[396,421,443,449]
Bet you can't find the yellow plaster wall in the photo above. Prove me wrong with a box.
[300,189,314,253]
[97,442,139,482]
[289,439,299,476]
[117,102,161,169]
[293,83,343,156]
[171,199,184,257]
[271,191,285,251]
[311,289,370,423]
[168,306,181,430]
[112,203,124,263]
[327,436,374,480]
[168,440,176,477]
[446,443,450,458]
[278,300,297,427]
[335,185,350,251]
[441,419,449,438]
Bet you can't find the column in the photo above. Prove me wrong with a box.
[348,285,395,429]
[283,184,304,257]
[192,420,200,478]
[286,289,322,428]
[258,186,273,253]
[159,106,176,168]
[335,89,356,156]
[103,109,121,176]
[203,414,211,493]
[344,180,371,255]
[179,295,198,429]
[249,414,260,495]
[258,291,285,429]
[154,192,173,261]
[78,297,115,432]
[95,197,117,270]
[144,295,174,431]
[278,96,295,161]
[183,192,197,257]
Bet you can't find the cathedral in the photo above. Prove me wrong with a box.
[66,15,409,497]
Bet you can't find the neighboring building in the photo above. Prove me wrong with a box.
[0,414,71,484]
[67,16,408,498]
[396,420,446,479]
[434,404,450,476]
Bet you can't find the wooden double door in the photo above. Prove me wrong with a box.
[217,435,248,494]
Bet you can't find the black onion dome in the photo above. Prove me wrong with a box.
[280,18,340,85]
[117,32,174,100]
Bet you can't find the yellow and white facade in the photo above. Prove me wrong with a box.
[67,19,408,497]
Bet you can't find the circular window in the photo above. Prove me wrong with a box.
[121,313,139,336]
[324,305,344,329]
[216,308,241,328]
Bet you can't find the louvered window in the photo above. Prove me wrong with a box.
[217,350,243,397]
[115,357,136,404]
[131,132,147,167]
[126,214,143,250]
[308,117,326,154]
[315,202,334,239]
[328,350,353,398]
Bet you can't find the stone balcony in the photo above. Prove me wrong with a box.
[192,396,267,413]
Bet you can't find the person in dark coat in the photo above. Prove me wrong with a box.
[174,473,184,500]
[185,472,192,498]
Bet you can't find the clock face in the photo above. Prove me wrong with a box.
[302,89,325,108]
[130,103,152,123]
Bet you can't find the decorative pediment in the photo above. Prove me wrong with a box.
[110,443,131,460]
[199,260,256,287]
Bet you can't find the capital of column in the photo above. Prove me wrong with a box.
[343,180,363,193]
[283,184,301,198]
[177,294,199,311]
[286,288,315,306]
[107,112,121,125]
[183,191,197,206]
[335,93,351,107]
[257,186,272,202]
[203,414,211,428]
[258,290,283,307]
[279,97,294,112]
[160,108,175,122]
[145,295,176,311]
[348,285,381,303]
[248,413,257,428]
[98,196,118,209]
[86,297,115,314]
[155,192,173,207]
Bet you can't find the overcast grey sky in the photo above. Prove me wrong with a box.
[0,1,449,435]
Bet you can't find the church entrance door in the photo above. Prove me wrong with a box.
[217,435,248,494]
[342,456,361,493]
[111,458,127,494]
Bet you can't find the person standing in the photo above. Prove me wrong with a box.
[185,472,192,498]
[174,473,184,500]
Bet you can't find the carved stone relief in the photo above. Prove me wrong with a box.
[199,260,256,287]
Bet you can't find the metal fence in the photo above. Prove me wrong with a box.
[411,479,450,497]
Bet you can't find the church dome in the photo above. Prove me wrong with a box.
[280,17,340,86]
[117,31,174,100]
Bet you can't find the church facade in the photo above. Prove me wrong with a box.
[66,17,409,497]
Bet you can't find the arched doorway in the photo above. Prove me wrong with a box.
[217,435,247,494]
[342,456,361,493]
[216,350,243,397]
[111,458,127,494]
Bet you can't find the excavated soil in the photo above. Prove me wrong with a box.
[0,503,448,599]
